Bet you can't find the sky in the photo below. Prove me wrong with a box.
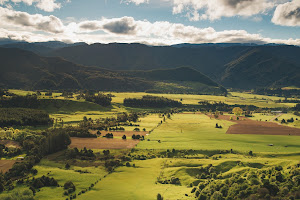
[0,0,299,45]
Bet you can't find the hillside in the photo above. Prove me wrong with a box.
[0,48,224,94]
[2,42,300,89]
[220,49,300,89]
[47,43,300,89]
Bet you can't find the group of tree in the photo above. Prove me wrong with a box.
[31,175,58,189]
[0,144,21,158]
[2,128,71,190]
[198,101,257,113]
[0,108,52,127]
[108,127,125,131]
[117,112,139,122]
[84,93,112,107]
[0,95,40,109]
[124,95,182,108]
[281,117,297,124]
[254,88,300,98]
[132,134,144,140]
[78,113,140,130]
[104,133,114,138]
[191,163,300,200]
[65,147,95,160]
[64,126,96,138]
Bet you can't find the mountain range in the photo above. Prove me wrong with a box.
[1,41,300,90]
[0,47,225,94]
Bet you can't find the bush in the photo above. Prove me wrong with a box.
[64,181,76,192]
[65,163,70,169]
[157,193,164,200]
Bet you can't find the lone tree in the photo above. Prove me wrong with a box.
[232,107,243,116]
[157,193,164,200]
[65,163,70,169]
[122,135,126,140]
[214,111,220,119]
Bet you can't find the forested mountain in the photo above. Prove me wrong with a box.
[2,42,300,89]
[47,43,300,89]
[1,41,86,55]
[0,47,224,94]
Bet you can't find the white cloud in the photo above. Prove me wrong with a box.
[0,7,64,33]
[0,8,299,46]
[36,0,61,12]
[272,0,300,27]
[172,0,275,21]
[121,0,149,5]
[0,0,61,12]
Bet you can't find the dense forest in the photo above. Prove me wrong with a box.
[0,95,40,108]
[124,95,182,108]
[0,108,52,127]
[84,93,112,107]
[254,88,300,98]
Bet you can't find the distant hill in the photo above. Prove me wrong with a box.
[0,41,86,55]
[220,49,300,89]
[0,47,225,94]
[45,43,300,89]
[2,42,300,90]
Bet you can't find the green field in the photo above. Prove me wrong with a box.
[1,90,300,200]
[137,114,300,153]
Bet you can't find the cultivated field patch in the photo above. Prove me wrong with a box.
[70,137,140,149]
[0,160,16,173]
[217,115,300,136]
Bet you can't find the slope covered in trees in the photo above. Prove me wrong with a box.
[47,43,300,89]
[0,47,224,94]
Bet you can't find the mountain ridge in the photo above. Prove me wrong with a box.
[0,47,225,94]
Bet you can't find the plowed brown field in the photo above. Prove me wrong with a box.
[218,115,300,136]
[0,160,16,173]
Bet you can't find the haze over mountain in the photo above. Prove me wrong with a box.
[0,47,225,94]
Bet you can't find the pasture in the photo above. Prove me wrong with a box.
[137,114,300,153]
[1,90,300,200]
[70,137,140,149]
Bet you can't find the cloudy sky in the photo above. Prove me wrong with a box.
[0,0,299,45]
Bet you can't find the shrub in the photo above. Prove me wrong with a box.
[65,163,70,169]
[64,181,76,192]
[157,193,164,200]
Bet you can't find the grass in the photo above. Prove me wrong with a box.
[2,90,300,200]
[77,158,193,200]
[32,159,107,200]
[137,114,300,153]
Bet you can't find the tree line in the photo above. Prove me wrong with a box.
[198,101,258,112]
[124,95,182,108]
[84,93,112,107]
[0,108,52,127]
[254,88,300,98]
[0,95,40,109]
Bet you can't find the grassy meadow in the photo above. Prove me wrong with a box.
[1,89,300,200]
